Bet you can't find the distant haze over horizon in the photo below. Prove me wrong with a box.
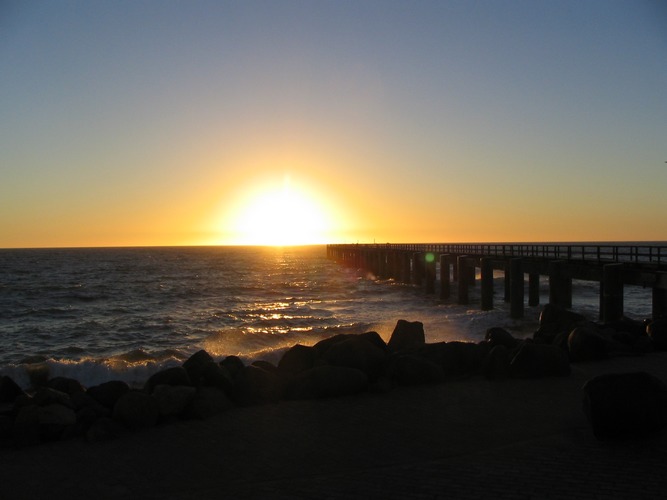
[2,1,666,248]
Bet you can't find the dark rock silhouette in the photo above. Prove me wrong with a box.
[387,320,425,352]
[583,371,667,439]
[112,391,159,430]
[510,342,570,378]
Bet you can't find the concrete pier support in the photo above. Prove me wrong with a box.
[401,252,412,284]
[503,262,511,303]
[652,288,667,320]
[457,256,469,305]
[529,273,540,307]
[424,253,436,294]
[549,260,572,308]
[440,255,451,299]
[481,257,494,311]
[510,258,524,319]
[601,263,624,323]
[412,253,424,286]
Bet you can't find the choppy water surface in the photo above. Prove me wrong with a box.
[0,245,653,387]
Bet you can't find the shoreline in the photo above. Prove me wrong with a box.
[2,351,667,498]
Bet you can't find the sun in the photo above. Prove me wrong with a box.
[227,176,334,246]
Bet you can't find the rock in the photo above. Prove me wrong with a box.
[24,362,50,389]
[183,350,216,384]
[144,366,192,393]
[604,317,647,338]
[0,376,26,403]
[278,344,318,375]
[485,327,519,348]
[285,365,369,400]
[187,387,234,419]
[152,384,196,418]
[32,387,74,409]
[387,320,425,353]
[535,305,589,345]
[386,354,444,386]
[510,342,570,378]
[14,403,76,442]
[539,304,588,330]
[419,342,488,378]
[320,335,387,380]
[233,365,280,406]
[647,319,667,351]
[313,333,354,355]
[199,362,233,393]
[87,380,130,409]
[583,372,667,439]
[483,345,511,380]
[37,404,77,440]
[220,355,245,378]
[112,391,160,430]
[47,377,85,396]
[568,326,608,362]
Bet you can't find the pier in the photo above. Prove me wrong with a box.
[327,243,667,322]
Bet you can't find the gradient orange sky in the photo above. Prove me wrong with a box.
[2,1,666,248]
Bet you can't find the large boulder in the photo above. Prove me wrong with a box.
[647,319,667,351]
[220,355,245,378]
[199,362,234,393]
[183,350,216,384]
[510,342,570,378]
[484,327,519,349]
[535,304,589,344]
[386,354,444,386]
[539,304,588,330]
[278,344,318,375]
[320,335,387,380]
[583,372,667,439]
[233,365,280,406]
[187,387,234,419]
[483,345,512,380]
[144,366,192,393]
[284,365,369,400]
[32,387,74,409]
[387,320,425,353]
[87,380,130,409]
[47,377,85,396]
[568,326,608,362]
[152,384,196,418]
[14,403,77,442]
[112,391,160,430]
[0,376,25,403]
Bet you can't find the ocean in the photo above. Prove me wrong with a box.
[0,245,654,389]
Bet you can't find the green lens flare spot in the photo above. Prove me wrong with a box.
[425,253,435,263]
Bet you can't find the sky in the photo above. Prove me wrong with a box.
[1,0,666,248]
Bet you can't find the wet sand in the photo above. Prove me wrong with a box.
[3,353,667,499]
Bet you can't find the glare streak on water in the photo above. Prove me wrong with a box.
[0,245,655,388]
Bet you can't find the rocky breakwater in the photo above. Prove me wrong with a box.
[2,304,667,448]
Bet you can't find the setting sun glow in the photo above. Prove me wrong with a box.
[226,176,334,246]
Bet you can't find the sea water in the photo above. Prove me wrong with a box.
[0,245,654,388]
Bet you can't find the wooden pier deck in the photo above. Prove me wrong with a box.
[327,243,667,322]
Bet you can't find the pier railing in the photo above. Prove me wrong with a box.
[328,243,667,266]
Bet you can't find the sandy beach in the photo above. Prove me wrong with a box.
[3,352,667,499]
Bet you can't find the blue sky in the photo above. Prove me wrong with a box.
[1,1,666,247]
